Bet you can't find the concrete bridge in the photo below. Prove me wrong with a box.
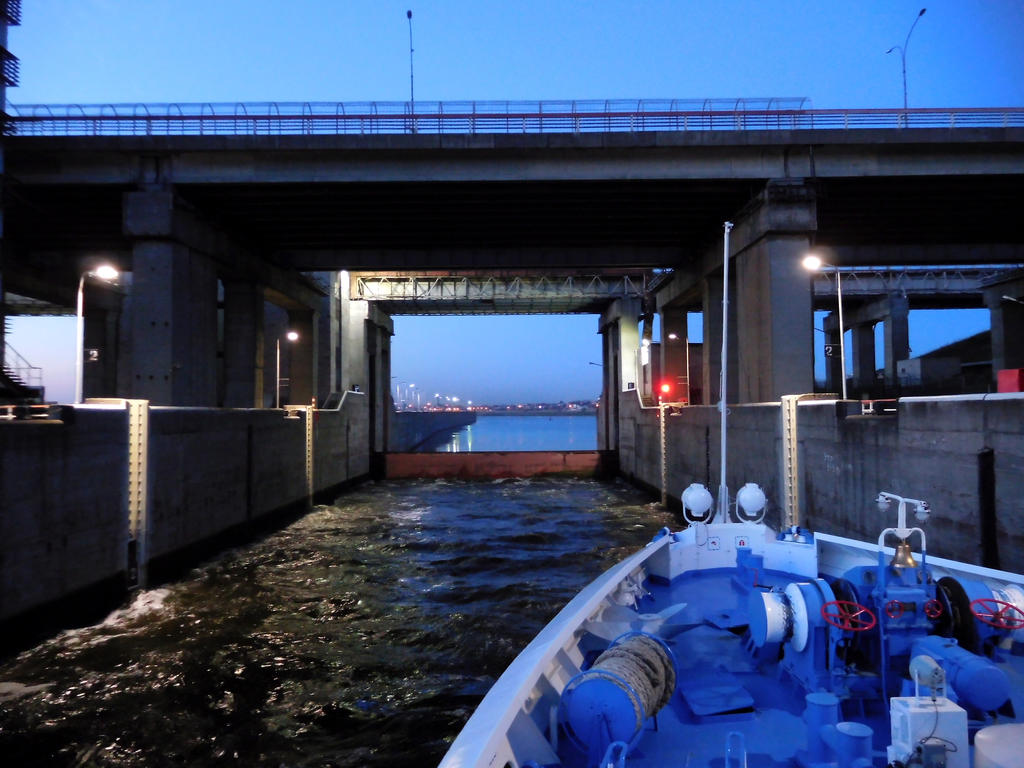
[2,101,1024,640]
[3,105,1024,410]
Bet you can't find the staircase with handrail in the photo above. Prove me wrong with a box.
[1,333,45,403]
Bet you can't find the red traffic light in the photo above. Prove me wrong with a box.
[659,382,672,395]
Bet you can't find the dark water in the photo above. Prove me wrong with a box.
[429,413,598,452]
[0,478,674,767]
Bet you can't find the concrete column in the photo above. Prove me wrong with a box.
[616,298,642,395]
[987,291,1024,381]
[365,304,394,459]
[341,294,369,393]
[822,312,843,396]
[851,322,877,395]
[597,320,617,450]
[82,307,120,399]
[314,271,339,405]
[727,180,817,402]
[702,273,738,405]
[659,308,688,401]
[734,236,815,402]
[128,240,218,405]
[222,280,264,408]
[286,308,317,406]
[883,294,910,389]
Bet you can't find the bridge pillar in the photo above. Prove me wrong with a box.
[126,240,218,405]
[821,312,844,396]
[851,322,877,396]
[727,180,817,402]
[82,305,121,400]
[222,280,264,407]
[123,190,220,406]
[659,308,688,401]
[987,288,1024,383]
[286,308,317,406]
[882,294,910,389]
[599,298,642,449]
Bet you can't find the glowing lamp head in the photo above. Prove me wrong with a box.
[801,254,823,272]
[286,331,299,342]
[91,265,120,281]
[660,382,672,395]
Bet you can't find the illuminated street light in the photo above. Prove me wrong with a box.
[275,330,299,408]
[75,264,120,403]
[802,254,847,400]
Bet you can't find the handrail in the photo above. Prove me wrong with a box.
[7,100,1023,137]
[3,341,42,390]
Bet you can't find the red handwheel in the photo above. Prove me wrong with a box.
[821,600,877,632]
[885,600,904,619]
[970,597,1024,630]
[924,599,943,619]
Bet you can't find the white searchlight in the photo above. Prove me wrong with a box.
[736,483,767,523]
[682,483,714,524]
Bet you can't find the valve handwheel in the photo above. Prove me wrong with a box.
[924,599,943,619]
[821,600,877,632]
[885,600,904,619]
[970,597,1024,630]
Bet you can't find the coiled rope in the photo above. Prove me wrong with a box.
[567,632,677,742]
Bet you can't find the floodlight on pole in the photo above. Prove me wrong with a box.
[802,254,848,400]
[275,330,299,408]
[75,264,120,404]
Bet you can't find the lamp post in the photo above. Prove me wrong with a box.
[275,330,299,408]
[406,9,415,132]
[75,264,119,404]
[802,254,848,400]
[887,8,927,112]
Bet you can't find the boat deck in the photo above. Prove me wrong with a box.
[558,566,1024,768]
[621,570,879,767]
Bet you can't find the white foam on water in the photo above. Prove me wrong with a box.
[101,587,171,626]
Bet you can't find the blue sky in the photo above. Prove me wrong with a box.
[6,1,1021,404]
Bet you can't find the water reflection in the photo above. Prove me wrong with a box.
[436,414,596,452]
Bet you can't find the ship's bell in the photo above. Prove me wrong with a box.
[890,540,918,569]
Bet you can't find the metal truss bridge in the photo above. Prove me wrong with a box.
[351,272,647,315]
[809,265,1021,310]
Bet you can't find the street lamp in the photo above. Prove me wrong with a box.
[275,330,299,408]
[75,264,120,403]
[802,254,848,400]
[887,8,927,112]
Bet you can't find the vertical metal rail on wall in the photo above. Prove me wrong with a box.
[781,395,800,529]
[125,399,151,588]
[659,401,668,507]
[305,406,314,506]
[286,405,316,507]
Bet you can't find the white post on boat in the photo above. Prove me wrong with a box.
[718,221,734,522]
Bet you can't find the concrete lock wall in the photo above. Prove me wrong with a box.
[0,395,371,626]
[617,393,1024,572]
[0,409,128,622]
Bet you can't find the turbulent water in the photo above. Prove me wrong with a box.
[0,478,675,767]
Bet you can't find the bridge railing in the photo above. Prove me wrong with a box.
[5,99,1023,136]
